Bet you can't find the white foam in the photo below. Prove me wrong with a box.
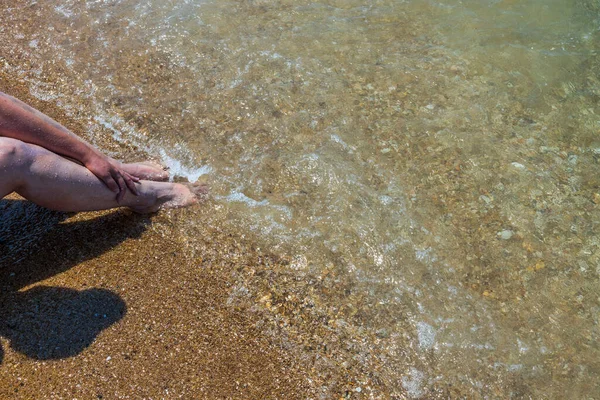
[94,115,124,142]
[379,195,393,205]
[54,5,73,18]
[330,134,348,148]
[29,84,59,101]
[416,321,436,350]
[415,247,435,263]
[158,149,211,182]
[225,192,268,207]
[93,113,211,183]
[401,367,425,398]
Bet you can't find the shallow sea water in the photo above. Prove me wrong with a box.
[1,0,600,397]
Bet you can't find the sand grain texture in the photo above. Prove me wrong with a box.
[0,202,319,399]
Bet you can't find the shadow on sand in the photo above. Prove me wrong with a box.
[0,199,148,363]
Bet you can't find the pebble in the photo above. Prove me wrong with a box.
[497,230,514,240]
[530,189,542,198]
[479,195,492,205]
[376,328,390,338]
[540,146,559,154]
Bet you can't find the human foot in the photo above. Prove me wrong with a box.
[121,161,170,182]
[129,181,209,213]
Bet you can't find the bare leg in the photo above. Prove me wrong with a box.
[60,156,170,182]
[118,161,170,182]
[0,137,206,213]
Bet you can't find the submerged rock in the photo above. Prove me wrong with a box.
[497,230,514,240]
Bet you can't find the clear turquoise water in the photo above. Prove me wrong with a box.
[2,0,600,397]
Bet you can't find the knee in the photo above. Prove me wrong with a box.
[0,138,30,170]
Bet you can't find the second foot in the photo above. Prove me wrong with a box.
[122,160,170,182]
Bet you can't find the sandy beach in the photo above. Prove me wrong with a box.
[0,207,307,399]
[0,80,370,398]
[3,0,600,397]
[0,197,358,399]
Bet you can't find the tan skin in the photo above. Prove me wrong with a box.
[0,92,140,201]
[0,91,207,213]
